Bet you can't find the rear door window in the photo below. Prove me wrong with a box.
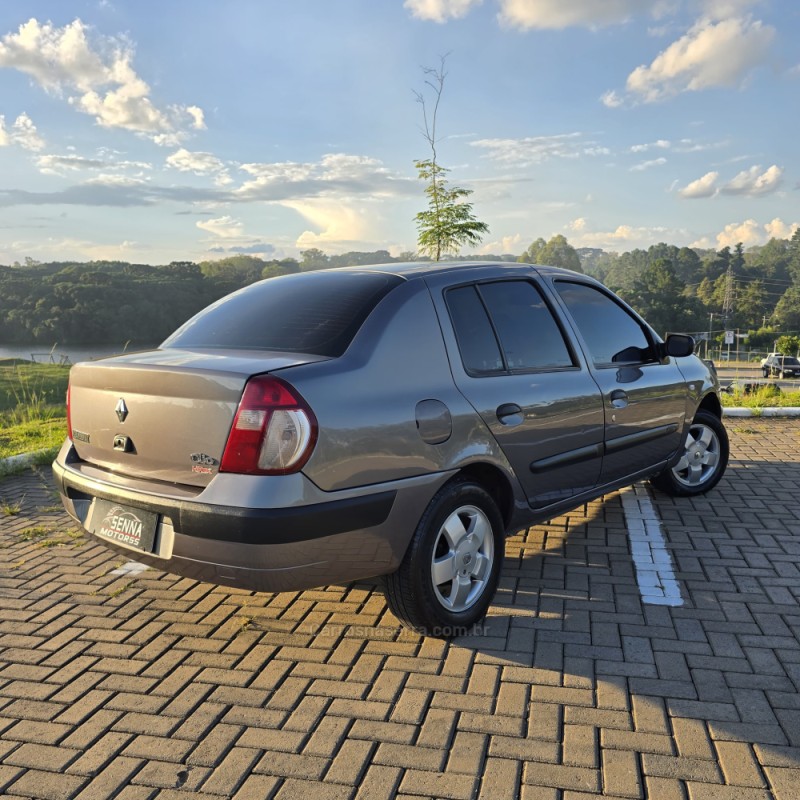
[446,280,574,375]
[163,271,403,357]
[478,281,574,371]
[446,286,504,375]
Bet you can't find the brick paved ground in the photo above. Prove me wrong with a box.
[0,419,799,800]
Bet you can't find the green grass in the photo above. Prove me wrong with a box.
[0,419,66,461]
[0,361,69,418]
[721,385,800,408]
[0,361,69,461]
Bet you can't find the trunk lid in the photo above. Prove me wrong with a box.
[67,347,328,487]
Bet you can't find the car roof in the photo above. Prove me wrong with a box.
[333,260,589,281]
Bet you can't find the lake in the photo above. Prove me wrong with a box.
[0,343,160,364]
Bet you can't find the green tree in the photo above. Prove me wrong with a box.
[540,234,582,273]
[518,237,547,264]
[413,56,488,260]
[788,228,800,284]
[773,286,800,331]
[299,249,329,271]
[518,235,582,272]
[775,335,800,356]
[625,258,701,335]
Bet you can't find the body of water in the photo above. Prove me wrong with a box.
[0,343,160,364]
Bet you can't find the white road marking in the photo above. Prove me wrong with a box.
[619,485,683,606]
[109,561,150,576]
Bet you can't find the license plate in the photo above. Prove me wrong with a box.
[89,499,158,553]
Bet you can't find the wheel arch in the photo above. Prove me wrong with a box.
[697,391,722,419]
[455,462,516,532]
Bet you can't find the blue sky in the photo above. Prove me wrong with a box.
[0,0,797,265]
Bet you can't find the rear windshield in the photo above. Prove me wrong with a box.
[163,271,403,357]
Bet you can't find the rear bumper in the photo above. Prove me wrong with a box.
[53,443,452,593]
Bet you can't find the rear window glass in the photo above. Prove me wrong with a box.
[163,271,403,357]
[478,281,574,370]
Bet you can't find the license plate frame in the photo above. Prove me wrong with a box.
[89,498,158,553]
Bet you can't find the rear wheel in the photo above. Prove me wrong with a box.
[383,478,504,638]
[650,410,728,497]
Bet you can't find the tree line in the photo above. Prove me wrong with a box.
[1,232,799,349]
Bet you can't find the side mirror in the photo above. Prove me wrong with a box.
[663,333,695,358]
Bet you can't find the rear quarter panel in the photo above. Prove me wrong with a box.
[282,279,516,492]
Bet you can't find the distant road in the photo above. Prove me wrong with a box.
[715,364,799,392]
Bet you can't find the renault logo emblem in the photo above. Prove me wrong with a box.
[115,398,129,423]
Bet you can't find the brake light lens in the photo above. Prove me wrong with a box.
[220,376,317,475]
[66,383,72,441]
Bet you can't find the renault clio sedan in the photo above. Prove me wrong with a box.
[54,262,728,636]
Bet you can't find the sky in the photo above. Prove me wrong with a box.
[0,0,798,265]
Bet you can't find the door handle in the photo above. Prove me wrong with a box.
[496,403,523,425]
[609,390,628,409]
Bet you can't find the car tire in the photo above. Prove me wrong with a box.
[650,410,729,497]
[780,371,786,380]
[383,478,504,638]
[762,367,769,378]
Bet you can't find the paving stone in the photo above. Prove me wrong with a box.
[0,422,799,800]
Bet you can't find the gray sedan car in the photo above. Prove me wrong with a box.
[53,261,728,636]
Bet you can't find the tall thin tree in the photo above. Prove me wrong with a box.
[414,55,488,260]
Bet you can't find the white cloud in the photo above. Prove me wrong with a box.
[716,218,762,247]
[167,148,226,176]
[404,0,483,22]
[0,113,45,151]
[186,106,205,130]
[701,0,763,19]
[600,90,625,108]
[10,113,44,150]
[630,157,667,171]
[679,170,719,198]
[286,199,370,249]
[764,218,799,240]
[235,153,413,202]
[196,215,244,239]
[630,139,671,152]
[471,133,610,167]
[672,137,728,152]
[84,173,149,187]
[623,17,774,102]
[566,219,680,249]
[0,18,203,140]
[498,0,652,30]
[35,151,151,176]
[721,164,782,196]
[477,232,523,254]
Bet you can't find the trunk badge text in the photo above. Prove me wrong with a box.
[115,398,129,423]
[190,453,218,475]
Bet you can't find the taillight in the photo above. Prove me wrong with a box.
[66,383,72,441]
[219,376,317,475]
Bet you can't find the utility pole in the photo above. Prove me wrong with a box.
[722,263,734,329]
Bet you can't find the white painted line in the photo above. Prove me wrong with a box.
[619,484,683,607]
[109,561,150,576]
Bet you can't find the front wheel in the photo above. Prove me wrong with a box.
[383,478,504,637]
[762,367,769,378]
[650,410,729,497]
